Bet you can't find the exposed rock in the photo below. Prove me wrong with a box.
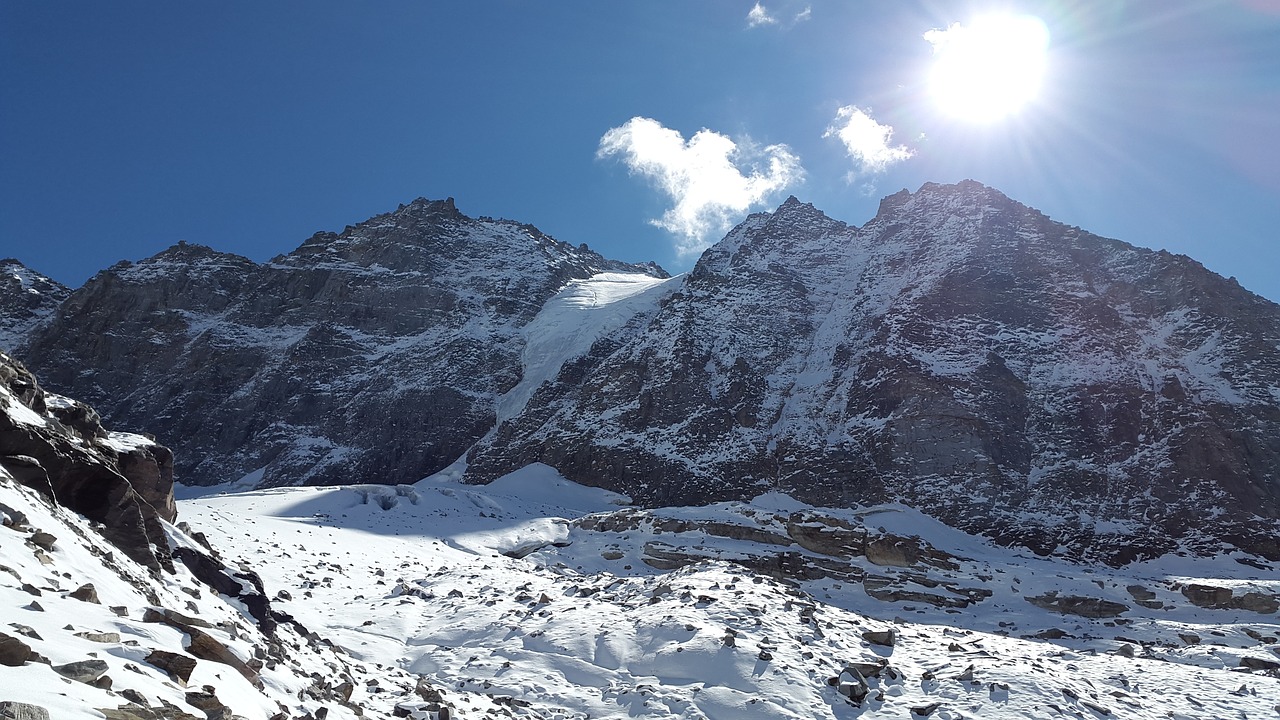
[861,629,896,647]
[1125,584,1156,601]
[1182,583,1234,608]
[52,658,109,684]
[0,631,35,666]
[1026,592,1128,618]
[98,703,203,720]
[145,649,198,684]
[0,701,51,720]
[28,531,55,551]
[0,352,175,572]
[75,631,121,643]
[835,665,869,705]
[1235,592,1279,614]
[171,547,277,635]
[185,628,261,685]
[69,583,100,603]
[1239,656,1280,671]
[0,260,69,354]
[464,182,1280,565]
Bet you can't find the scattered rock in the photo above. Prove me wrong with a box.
[1026,592,1127,618]
[1178,633,1201,645]
[0,632,35,666]
[28,532,56,551]
[75,631,121,643]
[0,701,51,720]
[861,629,896,647]
[68,583,100,604]
[835,665,869,705]
[1235,592,1279,614]
[1125,585,1155,601]
[911,702,942,717]
[144,649,197,684]
[7,624,41,640]
[52,658,109,684]
[1239,656,1280,671]
[1181,584,1233,608]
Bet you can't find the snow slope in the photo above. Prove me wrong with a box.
[173,466,1280,719]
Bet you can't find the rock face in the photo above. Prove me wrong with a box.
[466,181,1280,564]
[0,351,175,572]
[0,260,69,355]
[18,198,666,488]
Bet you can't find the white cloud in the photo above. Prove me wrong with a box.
[747,2,777,27]
[823,105,913,175]
[598,117,804,256]
[794,6,811,23]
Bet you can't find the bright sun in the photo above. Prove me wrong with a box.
[925,15,1050,123]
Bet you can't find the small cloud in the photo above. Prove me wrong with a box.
[598,117,804,256]
[747,2,777,27]
[794,6,812,23]
[824,106,914,176]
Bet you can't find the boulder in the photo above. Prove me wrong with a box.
[1027,592,1128,618]
[144,649,197,684]
[0,702,50,720]
[0,632,35,666]
[51,658,109,684]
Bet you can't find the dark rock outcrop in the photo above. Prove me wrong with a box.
[0,351,175,572]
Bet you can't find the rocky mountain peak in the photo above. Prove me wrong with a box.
[0,260,70,354]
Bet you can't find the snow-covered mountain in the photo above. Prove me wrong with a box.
[1,346,1278,719]
[15,198,666,490]
[466,181,1280,565]
[6,182,1280,567]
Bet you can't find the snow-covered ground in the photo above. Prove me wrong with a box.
[171,463,1280,719]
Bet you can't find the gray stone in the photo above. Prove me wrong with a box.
[862,629,896,647]
[52,658,109,684]
[28,532,56,551]
[75,631,121,643]
[0,701,51,720]
[68,583,99,604]
[0,631,34,666]
[1026,593,1128,618]
[144,649,197,684]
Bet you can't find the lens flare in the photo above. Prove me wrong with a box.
[925,15,1051,123]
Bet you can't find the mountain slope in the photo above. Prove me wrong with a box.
[18,198,667,488]
[0,260,69,355]
[465,181,1280,565]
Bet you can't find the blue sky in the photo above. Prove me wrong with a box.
[3,2,1279,301]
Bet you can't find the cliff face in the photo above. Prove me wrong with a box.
[465,182,1280,564]
[0,350,174,572]
[19,198,666,488]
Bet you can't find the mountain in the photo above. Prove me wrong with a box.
[16,198,666,489]
[6,182,1280,566]
[465,181,1280,565]
[0,260,69,355]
